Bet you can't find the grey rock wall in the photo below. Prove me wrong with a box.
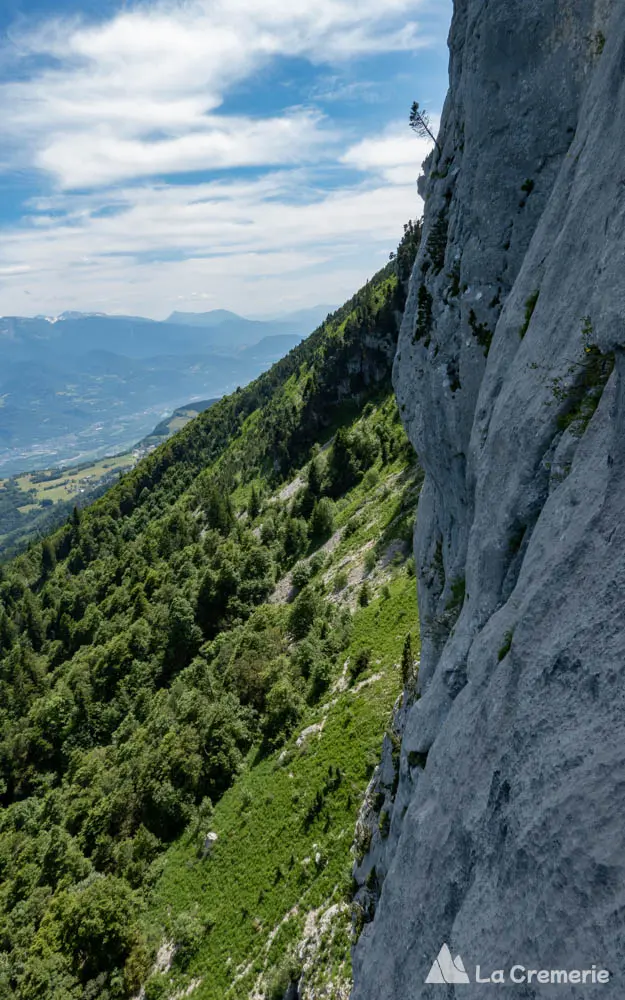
[352,0,625,996]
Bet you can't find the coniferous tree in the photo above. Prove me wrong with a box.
[41,538,56,578]
[310,498,334,542]
[248,485,261,520]
[409,100,441,153]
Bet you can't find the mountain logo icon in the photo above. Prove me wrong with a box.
[425,943,470,984]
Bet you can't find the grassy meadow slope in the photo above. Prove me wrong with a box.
[145,435,421,1000]
[0,222,421,1000]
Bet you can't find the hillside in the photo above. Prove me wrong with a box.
[0,222,421,1000]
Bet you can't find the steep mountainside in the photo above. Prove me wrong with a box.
[352,2,625,996]
[0,223,421,1000]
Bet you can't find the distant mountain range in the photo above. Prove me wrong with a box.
[0,305,335,475]
[166,304,335,335]
[0,306,334,359]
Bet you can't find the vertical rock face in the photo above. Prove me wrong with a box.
[352,0,625,995]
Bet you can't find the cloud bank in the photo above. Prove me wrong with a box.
[0,0,449,317]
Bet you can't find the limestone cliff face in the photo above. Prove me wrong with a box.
[352,0,625,996]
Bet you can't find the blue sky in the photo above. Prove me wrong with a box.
[0,0,452,319]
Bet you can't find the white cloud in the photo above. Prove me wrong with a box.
[0,265,31,276]
[0,0,449,316]
[341,119,440,184]
[1,0,435,189]
[0,167,426,317]
[36,111,333,189]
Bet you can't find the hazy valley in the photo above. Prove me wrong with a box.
[0,307,332,476]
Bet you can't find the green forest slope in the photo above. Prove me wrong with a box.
[0,222,421,1000]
